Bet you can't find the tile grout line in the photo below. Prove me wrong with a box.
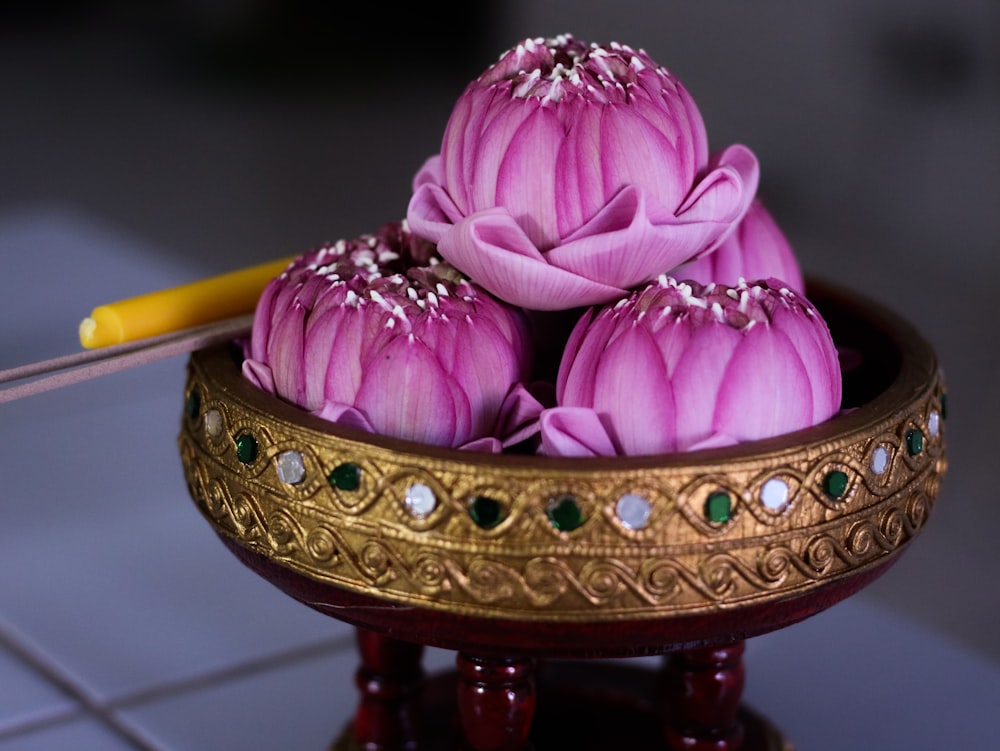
[0,706,88,741]
[103,633,359,750]
[0,620,355,749]
[109,631,358,710]
[0,622,160,749]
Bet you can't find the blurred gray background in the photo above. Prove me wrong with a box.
[2,0,997,662]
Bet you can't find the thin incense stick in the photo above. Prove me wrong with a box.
[3,254,292,402]
[0,315,253,404]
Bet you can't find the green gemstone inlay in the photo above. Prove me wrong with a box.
[185,389,201,420]
[906,429,924,456]
[469,496,503,529]
[327,462,361,491]
[823,470,849,499]
[235,433,258,464]
[547,495,584,532]
[705,492,732,524]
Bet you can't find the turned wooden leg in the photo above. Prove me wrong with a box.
[661,642,746,751]
[456,652,536,751]
[351,628,425,751]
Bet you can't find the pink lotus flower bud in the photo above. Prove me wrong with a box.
[540,277,841,457]
[243,222,534,451]
[675,199,804,292]
[407,33,760,311]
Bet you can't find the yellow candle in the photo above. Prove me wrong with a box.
[79,256,295,349]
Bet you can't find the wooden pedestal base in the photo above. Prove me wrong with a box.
[333,631,791,751]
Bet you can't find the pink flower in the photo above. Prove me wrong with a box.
[406,34,760,311]
[243,222,534,451]
[540,277,841,457]
[674,199,804,292]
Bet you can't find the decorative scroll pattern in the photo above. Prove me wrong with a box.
[177,345,947,621]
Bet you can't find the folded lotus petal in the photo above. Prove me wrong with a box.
[355,336,470,446]
[539,406,618,457]
[293,273,332,312]
[555,307,597,400]
[494,381,550,448]
[554,103,605,235]
[312,402,376,434]
[495,105,563,249]
[407,182,468,244]
[241,358,274,395]
[637,82,709,172]
[667,321,743,448]
[457,435,503,453]
[448,89,521,211]
[438,208,628,309]
[412,154,443,190]
[300,305,344,409]
[253,278,297,362]
[546,186,729,289]
[248,284,277,362]
[313,305,366,407]
[417,316,518,437]
[591,323,676,455]
[598,103,688,212]
[676,145,759,231]
[267,300,308,406]
[470,96,538,197]
[464,316,530,399]
[439,92,478,213]
[561,318,629,413]
[761,284,841,428]
[711,326,814,441]
[766,299,842,420]
[685,432,739,452]
[676,200,803,291]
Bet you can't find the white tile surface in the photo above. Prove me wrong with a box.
[0,718,138,751]
[113,599,1000,751]
[119,643,457,751]
[0,207,193,369]
[1,213,348,705]
[745,598,1000,749]
[0,639,78,735]
[117,647,359,751]
[0,469,347,702]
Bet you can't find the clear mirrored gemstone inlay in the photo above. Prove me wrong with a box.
[928,410,940,438]
[204,409,223,438]
[871,445,890,475]
[406,483,437,518]
[760,478,790,511]
[616,493,651,530]
[276,450,306,485]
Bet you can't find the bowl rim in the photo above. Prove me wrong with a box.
[191,277,940,472]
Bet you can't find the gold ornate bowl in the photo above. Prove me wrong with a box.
[178,279,945,656]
